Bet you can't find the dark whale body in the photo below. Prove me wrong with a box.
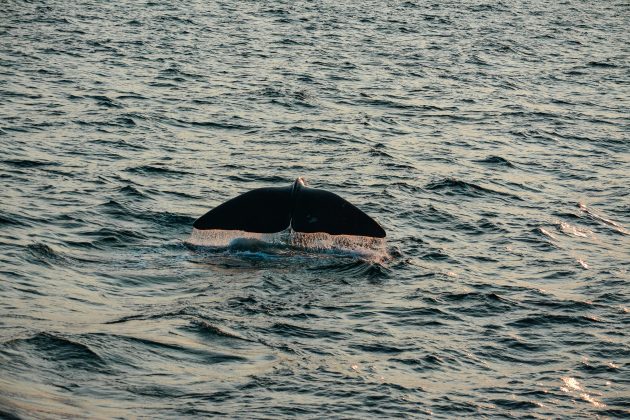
[193,178,386,238]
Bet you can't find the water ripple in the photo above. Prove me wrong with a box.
[1,0,628,418]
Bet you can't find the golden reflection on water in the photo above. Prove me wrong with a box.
[560,376,606,408]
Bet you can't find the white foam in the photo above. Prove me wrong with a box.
[290,231,387,261]
[186,228,388,262]
[187,228,290,247]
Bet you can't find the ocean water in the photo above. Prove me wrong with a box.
[1,0,629,418]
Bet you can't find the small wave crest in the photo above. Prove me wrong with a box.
[426,177,522,201]
[25,243,69,266]
[2,332,107,370]
[578,203,628,235]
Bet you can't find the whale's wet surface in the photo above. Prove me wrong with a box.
[1,0,629,418]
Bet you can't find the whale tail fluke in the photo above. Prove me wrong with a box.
[192,186,292,233]
[292,187,385,238]
[193,178,386,238]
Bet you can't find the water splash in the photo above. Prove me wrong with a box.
[186,228,388,262]
[187,228,291,248]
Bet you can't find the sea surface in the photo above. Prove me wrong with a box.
[1,0,629,418]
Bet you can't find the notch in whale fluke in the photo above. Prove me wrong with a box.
[193,177,386,238]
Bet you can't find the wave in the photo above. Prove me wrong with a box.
[126,164,192,176]
[475,155,515,168]
[426,177,522,201]
[0,211,31,227]
[1,159,58,168]
[578,203,628,235]
[25,243,70,266]
[118,185,147,198]
[186,320,252,342]
[1,332,107,370]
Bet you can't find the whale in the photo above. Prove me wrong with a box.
[193,177,386,238]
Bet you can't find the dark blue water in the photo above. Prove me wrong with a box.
[1,0,629,417]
